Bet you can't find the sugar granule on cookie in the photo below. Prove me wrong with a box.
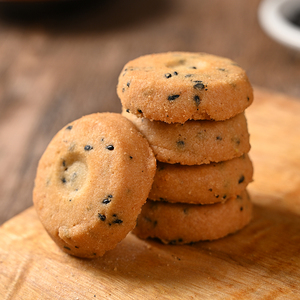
[117,52,253,123]
[33,113,156,258]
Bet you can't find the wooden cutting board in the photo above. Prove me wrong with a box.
[1,88,300,299]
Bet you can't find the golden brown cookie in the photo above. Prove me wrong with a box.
[133,190,252,244]
[123,110,250,165]
[149,154,253,204]
[117,52,253,123]
[33,113,156,258]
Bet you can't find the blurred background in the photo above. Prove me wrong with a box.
[0,0,300,224]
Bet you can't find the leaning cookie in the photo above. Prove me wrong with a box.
[149,154,253,204]
[132,190,252,244]
[33,113,156,258]
[117,52,253,123]
[123,110,250,165]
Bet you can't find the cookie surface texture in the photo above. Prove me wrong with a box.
[133,190,252,244]
[123,110,250,165]
[149,154,253,204]
[117,52,253,123]
[33,113,156,258]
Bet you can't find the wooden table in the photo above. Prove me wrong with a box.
[1,0,300,225]
[1,88,300,298]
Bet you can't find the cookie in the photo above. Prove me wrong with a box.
[123,110,250,165]
[117,52,253,123]
[132,190,252,244]
[149,154,253,204]
[33,113,156,258]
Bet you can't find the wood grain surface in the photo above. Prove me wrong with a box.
[1,0,300,225]
[0,88,300,299]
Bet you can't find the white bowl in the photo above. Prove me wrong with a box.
[258,0,300,51]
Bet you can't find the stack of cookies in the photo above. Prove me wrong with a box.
[117,52,254,244]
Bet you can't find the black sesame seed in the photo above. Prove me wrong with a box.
[223,195,227,199]
[178,238,183,243]
[108,194,113,198]
[106,145,114,151]
[62,160,66,167]
[173,71,178,75]
[190,66,197,69]
[218,68,226,71]
[75,246,79,249]
[215,195,219,198]
[98,213,106,221]
[216,136,222,141]
[240,207,243,211]
[64,246,71,250]
[238,175,245,184]
[122,88,125,92]
[185,74,193,77]
[113,219,123,224]
[112,214,117,217]
[165,73,172,78]
[102,198,111,204]
[247,96,250,101]
[168,95,180,101]
[84,145,93,151]
[193,82,205,90]
[232,137,241,145]
[177,140,185,147]
[127,81,130,87]
[66,125,73,130]
[129,156,133,159]
[137,109,143,113]
[209,188,213,192]
[194,95,201,106]
[61,178,66,184]
[126,109,130,113]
